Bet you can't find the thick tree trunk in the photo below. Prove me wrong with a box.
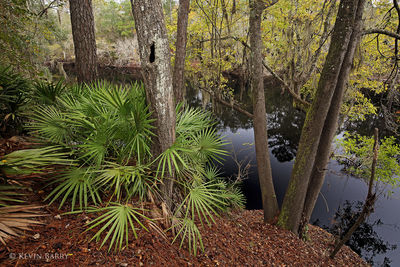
[173,0,190,103]
[131,0,176,207]
[69,0,98,84]
[249,0,279,222]
[277,0,360,234]
[302,0,366,226]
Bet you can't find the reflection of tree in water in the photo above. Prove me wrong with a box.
[186,82,305,162]
[341,113,396,140]
[266,88,304,162]
[314,200,397,266]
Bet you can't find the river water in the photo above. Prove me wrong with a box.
[187,83,400,266]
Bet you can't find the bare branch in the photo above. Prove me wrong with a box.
[201,88,254,118]
[231,36,311,108]
[363,29,400,40]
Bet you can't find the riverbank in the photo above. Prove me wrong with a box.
[0,138,368,266]
[0,208,368,266]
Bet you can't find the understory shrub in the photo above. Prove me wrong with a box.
[0,65,31,137]
[31,81,244,253]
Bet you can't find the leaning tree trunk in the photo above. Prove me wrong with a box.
[173,0,190,103]
[249,0,279,222]
[69,0,98,84]
[277,0,360,234]
[131,0,176,208]
[302,0,366,226]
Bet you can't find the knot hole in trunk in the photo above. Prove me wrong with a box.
[149,42,155,63]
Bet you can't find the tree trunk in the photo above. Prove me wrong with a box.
[69,0,98,84]
[131,0,176,207]
[302,0,366,226]
[221,0,231,35]
[277,0,360,234]
[249,0,279,222]
[173,0,190,103]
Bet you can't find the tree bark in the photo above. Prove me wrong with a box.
[249,0,279,222]
[302,0,366,226]
[173,0,190,103]
[69,0,98,84]
[277,0,360,234]
[131,0,176,207]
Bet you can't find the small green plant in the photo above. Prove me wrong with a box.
[85,203,149,252]
[301,224,310,241]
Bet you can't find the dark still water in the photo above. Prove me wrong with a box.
[187,85,400,266]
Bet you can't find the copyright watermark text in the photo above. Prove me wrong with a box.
[9,252,71,260]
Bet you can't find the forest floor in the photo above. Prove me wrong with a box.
[0,137,369,267]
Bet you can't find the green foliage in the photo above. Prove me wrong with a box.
[31,81,154,165]
[0,146,73,177]
[170,217,203,256]
[0,145,70,245]
[0,185,25,206]
[45,167,100,211]
[31,81,155,209]
[95,163,153,201]
[0,0,68,73]
[32,79,66,105]
[177,180,236,225]
[335,132,400,190]
[0,65,31,137]
[94,0,135,40]
[30,80,243,254]
[85,203,149,252]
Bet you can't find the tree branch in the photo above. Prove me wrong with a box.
[201,88,254,118]
[363,29,400,40]
[231,36,311,108]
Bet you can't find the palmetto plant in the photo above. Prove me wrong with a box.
[0,65,31,137]
[32,79,66,105]
[84,203,149,251]
[31,81,153,165]
[31,81,244,254]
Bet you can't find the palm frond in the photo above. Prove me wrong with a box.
[176,181,230,226]
[156,143,192,177]
[176,106,215,138]
[30,105,72,144]
[32,80,65,105]
[0,205,45,246]
[190,128,229,163]
[95,163,153,201]
[45,167,100,211]
[0,185,25,206]
[0,146,74,176]
[170,217,204,256]
[85,203,149,251]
